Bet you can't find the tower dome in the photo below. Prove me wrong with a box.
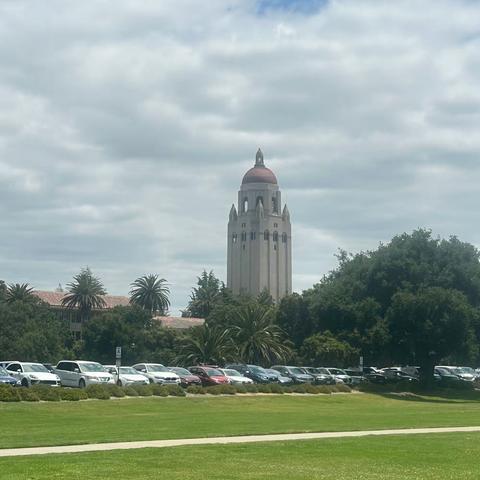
[241,148,278,185]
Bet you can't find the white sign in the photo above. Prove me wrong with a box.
[116,346,122,359]
[359,356,364,368]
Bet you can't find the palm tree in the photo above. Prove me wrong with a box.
[129,274,170,315]
[176,324,233,365]
[6,283,35,303]
[62,267,107,325]
[231,304,291,365]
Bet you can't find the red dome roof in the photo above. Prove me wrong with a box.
[242,166,277,185]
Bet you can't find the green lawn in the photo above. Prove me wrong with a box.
[1,432,479,479]
[1,393,480,449]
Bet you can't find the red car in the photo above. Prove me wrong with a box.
[167,367,202,387]
[188,366,230,386]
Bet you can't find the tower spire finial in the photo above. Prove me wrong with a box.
[255,148,264,167]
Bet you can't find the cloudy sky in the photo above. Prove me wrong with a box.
[1,0,480,314]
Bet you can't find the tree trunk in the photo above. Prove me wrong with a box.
[419,358,436,389]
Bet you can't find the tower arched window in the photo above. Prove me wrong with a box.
[256,196,264,206]
[272,196,278,213]
[273,231,278,242]
[241,232,247,242]
[232,233,237,243]
[250,232,256,240]
[243,197,248,213]
[264,230,269,240]
[282,233,287,243]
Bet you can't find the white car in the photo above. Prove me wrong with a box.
[54,360,115,388]
[104,365,149,386]
[6,362,61,387]
[219,368,254,385]
[326,368,353,385]
[132,363,180,384]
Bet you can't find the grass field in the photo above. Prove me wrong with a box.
[1,393,480,449]
[1,432,479,479]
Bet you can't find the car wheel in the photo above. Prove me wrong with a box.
[79,379,86,389]
[148,378,154,384]
[116,380,122,387]
[21,378,29,388]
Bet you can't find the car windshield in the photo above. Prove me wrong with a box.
[224,369,241,377]
[436,367,451,375]
[329,369,346,375]
[288,367,306,375]
[250,366,267,375]
[459,367,475,374]
[265,369,279,377]
[119,367,138,375]
[315,368,330,374]
[148,365,168,372]
[80,363,106,373]
[170,367,190,375]
[23,364,49,373]
[206,368,222,376]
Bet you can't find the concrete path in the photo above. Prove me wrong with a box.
[2,426,480,458]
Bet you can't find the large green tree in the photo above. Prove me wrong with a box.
[184,271,223,318]
[129,274,170,315]
[230,304,291,366]
[5,283,35,304]
[62,267,107,325]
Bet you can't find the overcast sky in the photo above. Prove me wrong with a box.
[1,0,480,314]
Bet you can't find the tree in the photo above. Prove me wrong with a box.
[62,267,107,325]
[276,293,313,348]
[184,271,222,318]
[129,274,170,315]
[176,323,233,365]
[0,280,7,302]
[386,287,477,386]
[300,331,359,368]
[230,304,291,366]
[6,283,35,303]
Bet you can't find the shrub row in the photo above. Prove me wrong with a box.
[0,382,351,402]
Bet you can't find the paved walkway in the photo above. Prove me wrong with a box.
[2,426,480,458]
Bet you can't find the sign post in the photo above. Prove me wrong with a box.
[115,347,122,384]
[359,355,364,372]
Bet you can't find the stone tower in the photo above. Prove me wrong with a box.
[227,149,292,302]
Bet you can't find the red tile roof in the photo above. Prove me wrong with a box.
[153,316,205,330]
[33,290,130,309]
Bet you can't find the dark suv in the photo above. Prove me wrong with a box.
[225,364,277,384]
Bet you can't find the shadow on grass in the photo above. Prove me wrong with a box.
[358,385,480,404]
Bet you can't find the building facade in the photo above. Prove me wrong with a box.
[227,149,292,302]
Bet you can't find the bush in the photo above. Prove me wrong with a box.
[85,384,111,400]
[152,385,169,396]
[304,383,321,394]
[256,384,272,394]
[30,385,61,401]
[244,384,259,393]
[335,383,352,393]
[106,384,126,398]
[0,385,20,402]
[186,385,206,395]
[123,386,139,397]
[205,385,222,395]
[17,388,40,402]
[268,383,284,394]
[287,383,309,394]
[132,384,153,397]
[163,384,186,397]
[59,388,88,401]
[316,385,333,394]
[234,384,247,394]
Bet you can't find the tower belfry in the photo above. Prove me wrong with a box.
[227,150,292,301]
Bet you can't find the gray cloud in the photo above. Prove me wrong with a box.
[1,0,480,313]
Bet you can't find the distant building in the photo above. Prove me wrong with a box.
[33,290,204,336]
[227,149,292,302]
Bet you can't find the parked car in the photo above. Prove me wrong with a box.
[343,369,367,385]
[167,367,202,387]
[225,364,277,384]
[132,363,180,385]
[445,366,476,382]
[104,365,149,386]
[264,368,293,385]
[434,367,466,386]
[380,368,418,384]
[301,367,336,385]
[188,366,230,386]
[219,368,254,385]
[0,366,19,386]
[270,366,314,384]
[54,360,114,388]
[325,368,353,385]
[6,362,61,387]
